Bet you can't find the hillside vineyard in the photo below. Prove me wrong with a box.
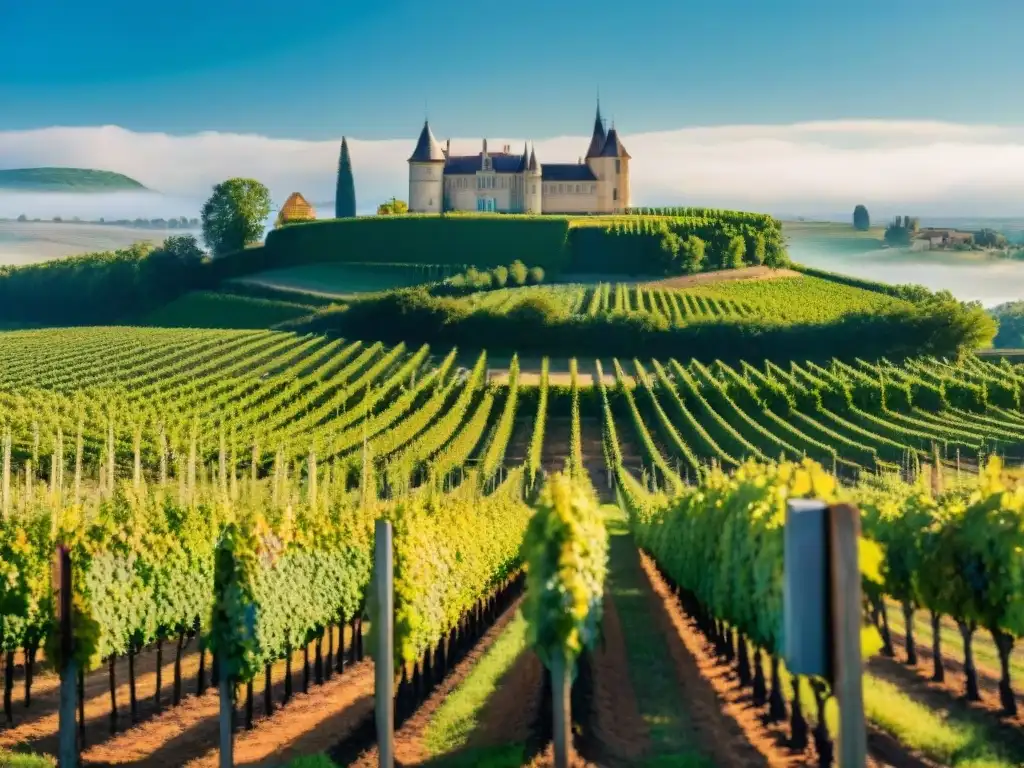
[0,327,1021,481]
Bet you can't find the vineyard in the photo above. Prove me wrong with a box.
[456,274,908,324]
[1,325,1023,767]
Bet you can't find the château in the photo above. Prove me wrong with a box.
[408,103,631,215]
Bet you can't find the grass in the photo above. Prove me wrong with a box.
[239,263,446,298]
[603,505,713,767]
[782,221,887,253]
[883,601,1024,682]
[0,749,55,767]
[759,646,1024,767]
[142,291,317,329]
[423,612,530,758]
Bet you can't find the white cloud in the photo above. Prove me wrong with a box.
[3,120,1024,218]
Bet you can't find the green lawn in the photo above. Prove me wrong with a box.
[238,263,447,298]
[142,291,317,329]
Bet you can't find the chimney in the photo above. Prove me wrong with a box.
[482,138,488,154]
[445,138,451,158]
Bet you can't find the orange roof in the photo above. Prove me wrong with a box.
[280,192,316,221]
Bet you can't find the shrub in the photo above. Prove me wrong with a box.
[527,266,545,285]
[509,260,528,286]
[491,265,509,288]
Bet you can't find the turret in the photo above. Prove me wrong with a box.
[585,102,607,159]
[524,144,542,214]
[408,120,445,213]
[590,121,631,213]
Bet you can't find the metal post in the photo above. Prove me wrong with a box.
[375,519,395,768]
[829,503,867,768]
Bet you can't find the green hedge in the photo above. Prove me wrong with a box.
[211,216,573,279]
[211,213,787,280]
[567,216,786,274]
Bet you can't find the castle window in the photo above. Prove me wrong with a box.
[613,188,618,201]
[615,159,621,173]
[532,184,536,193]
[575,185,581,193]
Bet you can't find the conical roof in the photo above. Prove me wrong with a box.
[279,192,316,223]
[519,142,530,171]
[409,120,446,162]
[528,146,539,171]
[585,103,607,158]
[599,126,630,158]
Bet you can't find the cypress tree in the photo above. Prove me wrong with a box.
[335,137,357,218]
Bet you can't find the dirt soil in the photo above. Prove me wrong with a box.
[467,641,543,752]
[886,627,1024,724]
[637,551,939,768]
[348,597,526,767]
[645,266,801,289]
[3,625,369,768]
[583,589,651,765]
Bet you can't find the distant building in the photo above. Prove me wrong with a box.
[407,103,631,215]
[914,228,974,249]
[277,192,316,226]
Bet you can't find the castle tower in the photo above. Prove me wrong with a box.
[524,145,542,214]
[588,119,631,213]
[408,120,446,213]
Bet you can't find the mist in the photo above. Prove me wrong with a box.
[0,191,205,222]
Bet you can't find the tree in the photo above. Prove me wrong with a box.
[853,205,870,231]
[377,198,409,216]
[16,214,26,222]
[884,219,912,247]
[975,228,1007,248]
[335,137,357,218]
[749,233,766,266]
[679,235,706,274]
[201,178,271,257]
[726,235,746,269]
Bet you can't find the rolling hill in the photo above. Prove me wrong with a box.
[0,167,148,192]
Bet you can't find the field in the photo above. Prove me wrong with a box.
[235,263,456,298]
[141,291,319,329]
[458,273,908,325]
[1,323,1023,766]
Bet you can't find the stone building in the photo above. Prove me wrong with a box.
[407,104,631,215]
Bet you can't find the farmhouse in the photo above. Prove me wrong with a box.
[408,103,631,215]
[913,228,974,250]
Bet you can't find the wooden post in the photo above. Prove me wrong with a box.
[828,503,867,768]
[375,519,395,768]
[55,545,78,768]
[551,655,572,768]
[218,657,233,768]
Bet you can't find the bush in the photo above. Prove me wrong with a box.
[0,236,217,326]
[509,260,528,286]
[527,266,545,285]
[492,265,509,288]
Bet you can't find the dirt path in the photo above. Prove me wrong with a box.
[3,624,366,767]
[348,597,525,767]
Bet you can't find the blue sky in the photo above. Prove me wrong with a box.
[4,0,1024,139]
